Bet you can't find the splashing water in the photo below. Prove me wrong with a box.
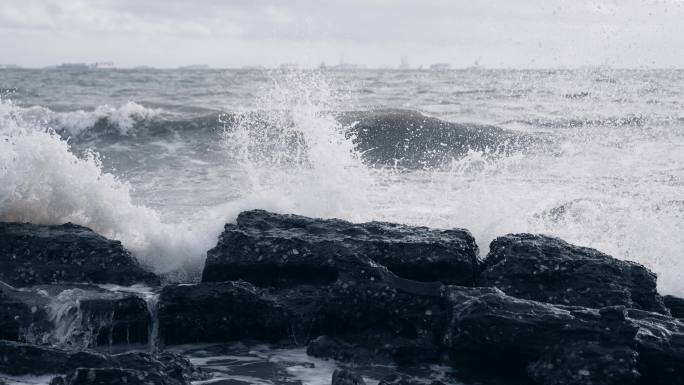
[221,70,375,221]
[219,71,684,295]
[0,99,215,278]
[1,68,683,296]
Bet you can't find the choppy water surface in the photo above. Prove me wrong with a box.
[1,68,682,293]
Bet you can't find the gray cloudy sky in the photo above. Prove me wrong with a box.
[1,0,683,68]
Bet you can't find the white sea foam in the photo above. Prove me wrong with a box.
[7,101,160,135]
[218,71,684,295]
[0,99,217,277]
[0,374,56,385]
[1,70,683,297]
[221,70,375,221]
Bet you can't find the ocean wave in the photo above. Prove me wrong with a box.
[7,101,163,136]
[0,99,218,278]
[2,70,683,297]
[339,109,538,168]
[503,114,647,129]
[5,99,540,171]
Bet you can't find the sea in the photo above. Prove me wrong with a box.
[0,67,683,297]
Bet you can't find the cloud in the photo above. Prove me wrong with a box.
[0,0,682,67]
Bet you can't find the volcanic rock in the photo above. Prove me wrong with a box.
[202,210,478,286]
[0,222,159,287]
[0,340,201,384]
[332,369,366,385]
[479,234,666,313]
[0,282,151,347]
[158,281,289,345]
[664,295,684,318]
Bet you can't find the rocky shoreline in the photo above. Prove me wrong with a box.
[1,209,683,385]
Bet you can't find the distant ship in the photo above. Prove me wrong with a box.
[278,63,299,70]
[92,62,115,69]
[179,64,210,70]
[57,63,90,70]
[325,55,366,70]
[329,62,365,70]
[429,63,452,71]
[399,56,410,70]
[55,62,116,70]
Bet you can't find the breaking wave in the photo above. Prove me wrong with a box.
[8,101,162,136]
[0,99,216,279]
[1,69,683,296]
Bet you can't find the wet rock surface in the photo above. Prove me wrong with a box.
[664,294,684,318]
[158,281,290,345]
[161,259,447,365]
[4,211,684,385]
[332,369,366,385]
[0,281,50,341]
[628,309,684,385]
[0,282,152,347]
[479,233,666,313]
[446,285,684,385]
[378,373,446,385]
[202,210,479,286]
[0,340,201,384]
[0,222,160,287]
[526,341,640,385]
[62,368,181,385]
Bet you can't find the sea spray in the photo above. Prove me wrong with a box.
[24,288,115,350]
[1,69,683,296]
[221,70,375,222]
[18,284,161,352]
[97,284,161,352]
[4,101,161,136]
[0,98,216,277]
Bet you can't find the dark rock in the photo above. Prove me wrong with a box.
[306,333,440,366]
[664,295,684,318]
[154,352,205,383]
[162,260,448,365]
[83,294,151,346]
[0,282,151,347]
[332,369,366,385]
[0,340,95,375]
[0,340,202,384]
[202,210,478,286]
[447,286,639,356]
[445,285,684,385]
[446,286,641,385]
[307,335,380,364]
[0,222,159,287]
[158,281,289,345]
[378,374,445,385]
[307,335,356,361]
[50,377,66,385]
[479,234,666,313]
[526,341,640,385]
[63,368,180,385]
[627,309,684,385]
[300,271,447,365]
[107,351,203,384]
[0,281,50,341]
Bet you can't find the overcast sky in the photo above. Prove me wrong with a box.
[1,0,682,68]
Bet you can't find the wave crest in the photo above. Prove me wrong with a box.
[0,99,216,278]
[8,101,161,136]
